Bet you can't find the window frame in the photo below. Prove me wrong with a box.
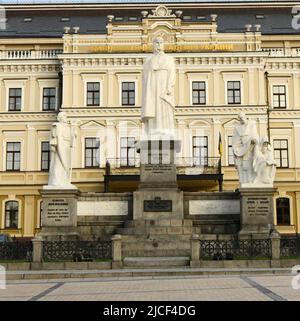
[86,82,101,107]
[227,135,235,166]
[121,81,136,106]
[84,137,100,168]
[227,81,241,105]
[8,88,22,111]
[4,200,19,229]
[6,142,21,172]
[120,137,136,167]
[42,87,57,111]
[41,141,50,171]
[276,197,291,226]
[273,139,289,168]
[273,85,287,109]
[191,81,206,105]
[192,136,208,166]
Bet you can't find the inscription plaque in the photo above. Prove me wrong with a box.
[245,197,270,216]
[44,198,71,226]
[144,197,172,212]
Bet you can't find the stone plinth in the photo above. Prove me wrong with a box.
[39,189,79,241]
[139,139,181,190]
[238,187,277,239]
[134,139,183,220]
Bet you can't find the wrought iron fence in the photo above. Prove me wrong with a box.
[43,241,112,261]
[0,241,32,261]
[200,239,271,260]
[280,236,300,258]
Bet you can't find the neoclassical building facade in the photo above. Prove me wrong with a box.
[0,0,300,237]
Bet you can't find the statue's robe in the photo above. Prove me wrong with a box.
[141,52,176,136]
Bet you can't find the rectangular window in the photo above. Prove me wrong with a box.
[273,85,286,108]
[120,137,136,167]
[6,142,21,171]
[122,82,135,106]
[85,138,100,168]
[8,88,22,111]
[273,139,289,168]
[86,82,100,106]
[43,87,56,111]
[192,81,206,105]
[227,81,241,104]
[228,136,235,166]
[41,142,50,171]
[193,136,208,166]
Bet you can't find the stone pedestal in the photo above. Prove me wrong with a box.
[134,139,183,220]
[238,187,277,239]
[39,189,79,241]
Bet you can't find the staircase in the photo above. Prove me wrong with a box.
[116,219,194,268]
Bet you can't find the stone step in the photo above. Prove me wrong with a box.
[120,234,193,242]
[122,249,190,257]
[124,219,193,228]
[122,240,191,252]
[117,226,194,235]
[123,256,190,269]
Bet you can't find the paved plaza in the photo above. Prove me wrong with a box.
[0,274,299,301]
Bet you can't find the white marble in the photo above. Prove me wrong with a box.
[233,112,276,187]
[77,201,128,216]
[189,200,240,215]
[44,112,77,189]
[141,37,176,138]
[232,112,259,185]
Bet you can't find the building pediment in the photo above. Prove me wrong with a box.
[80,120,105,130]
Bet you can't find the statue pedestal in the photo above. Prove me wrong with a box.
[39,189,79,241]
[134,139,183,220]
[238,187,277,239]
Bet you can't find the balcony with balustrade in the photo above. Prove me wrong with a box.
[104,156,223,192]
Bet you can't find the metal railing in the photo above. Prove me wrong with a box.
[0,49,63,60]
[280,236,300,258]
[42,240,112,261]
[200,239,272,260]
[0,241,32,261]
[106,156,221,174]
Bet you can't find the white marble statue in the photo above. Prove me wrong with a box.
[232,112,259,184]
[44,111,77,189]
[141,37,176,138]
[253,136,276,185]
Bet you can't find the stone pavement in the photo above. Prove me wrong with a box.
[0,274,299,301]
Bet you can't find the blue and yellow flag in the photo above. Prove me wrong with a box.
[218,132,223,157]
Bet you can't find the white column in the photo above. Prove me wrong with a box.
[248,69,255,105]
[258,117,268,139]
[258,68,265,106]
[213,69,220,105]
[26,125,37,171]
[293,121,300,168]
[212,118,222,162]
[293,73,299,109]
[106,120,117,167]
[62,70,72,108]
[177,119,186,158]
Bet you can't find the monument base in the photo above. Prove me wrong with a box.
[238,187,277,239]
[133,189,184,220]
[39,189,79,241]
[134,139,183,220]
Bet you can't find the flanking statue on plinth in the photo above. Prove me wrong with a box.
[134,37,183,220]
[40,112,79,240]
[233,112,277,238]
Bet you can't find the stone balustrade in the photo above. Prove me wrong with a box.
[0,49,63,59]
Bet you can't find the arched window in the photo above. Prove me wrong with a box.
[5,201,19,229]
[276,197,290,226]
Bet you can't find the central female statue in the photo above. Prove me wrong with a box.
[141,37,176,137]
